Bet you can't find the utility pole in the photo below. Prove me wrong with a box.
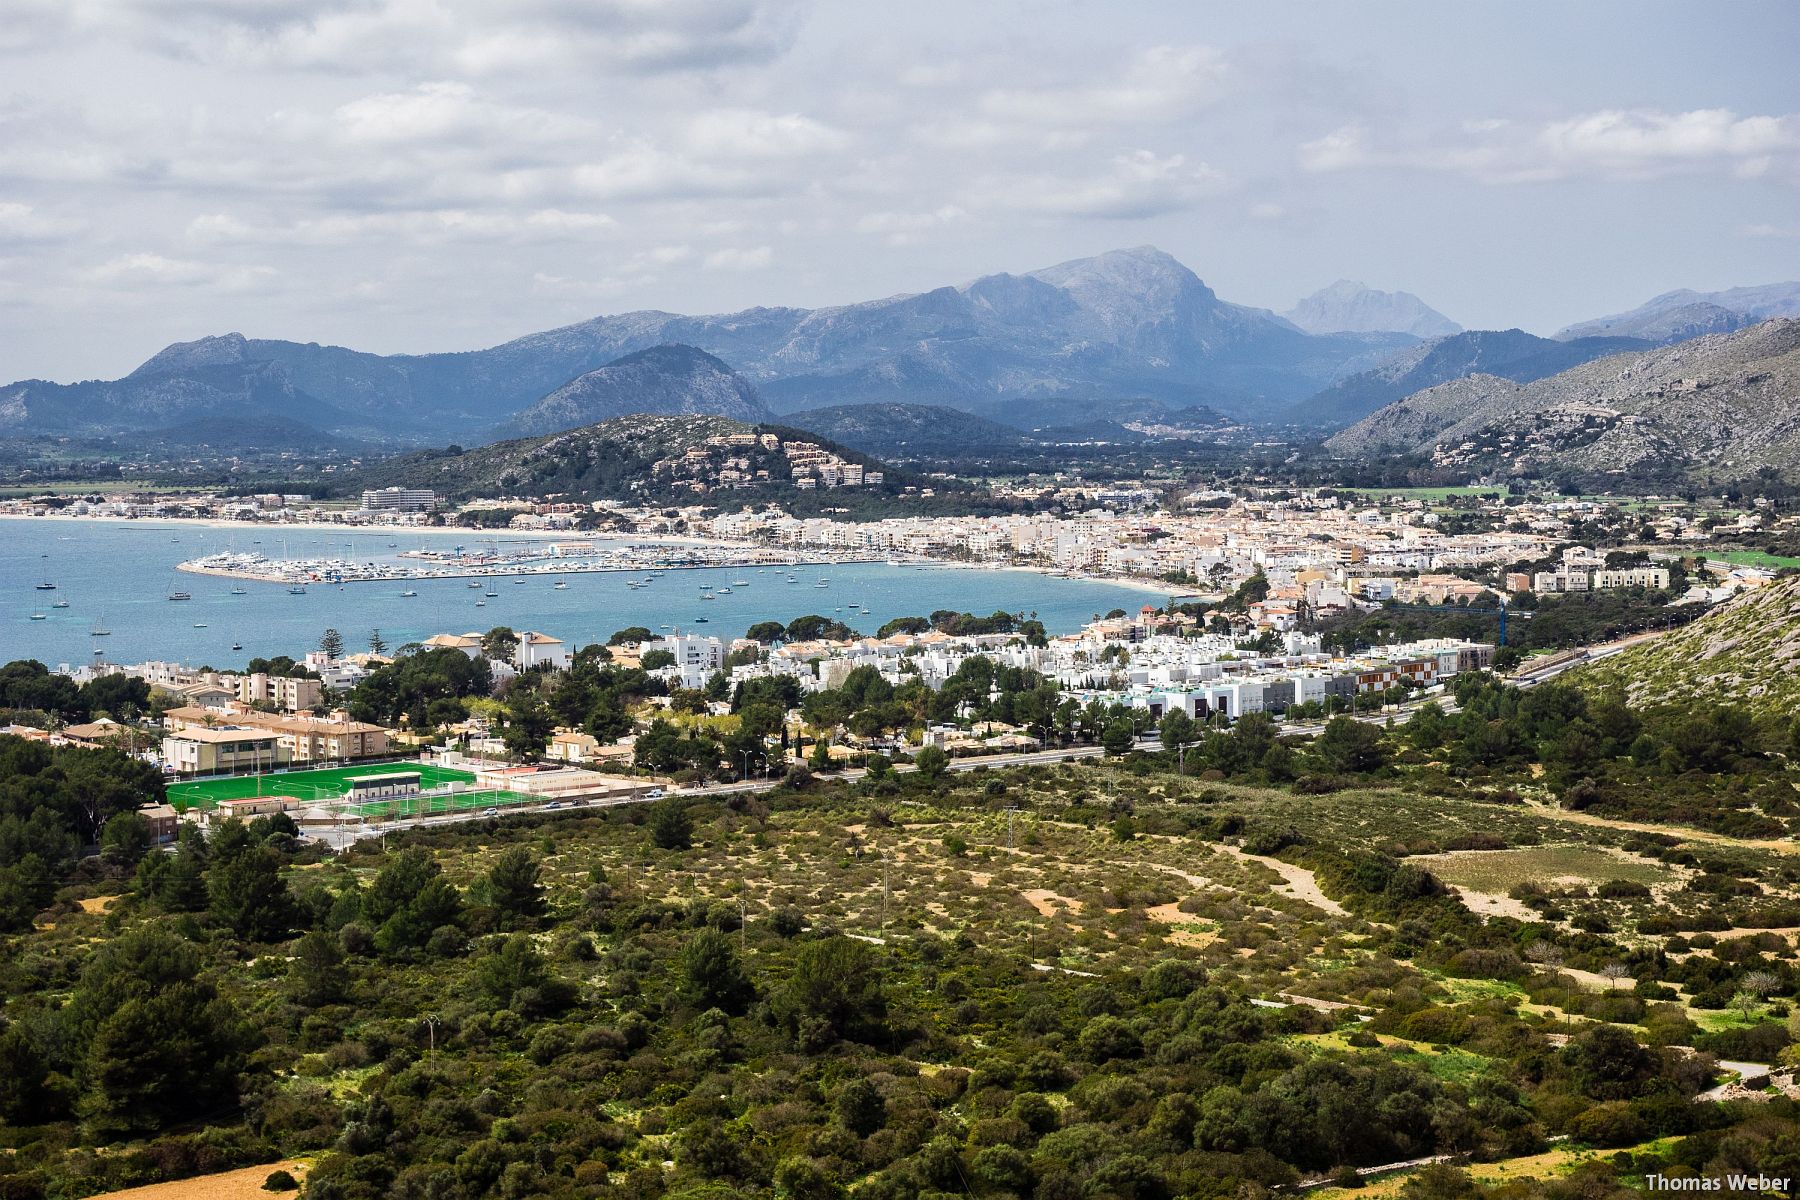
[881,859,890,936]
[424,1013,440,1061]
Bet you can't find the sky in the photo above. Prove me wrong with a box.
[2,0,1797,382]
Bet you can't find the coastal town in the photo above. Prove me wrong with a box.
[7,466,1785,848]
[2,481,1784,604]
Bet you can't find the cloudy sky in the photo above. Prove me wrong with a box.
[3,0,1797,381]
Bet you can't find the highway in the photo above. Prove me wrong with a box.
[325,628,1672,844]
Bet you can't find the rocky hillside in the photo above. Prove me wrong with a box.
[1557,282,1800,344]
[1283,280,1461,338]
[1572,575,1800,719]
[505,344,767,437]
[1325,319,1800,483]
[1293,329,1647,430]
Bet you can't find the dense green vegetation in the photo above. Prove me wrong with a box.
[13,660,1800,1199]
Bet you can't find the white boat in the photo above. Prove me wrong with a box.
[230,585,247,595]
[732,580,750,587]
[401,589,418,597]
[91,618,110,636]
[29,613,46,621]
[476,600,487,607]
[193,623,207,628]
[468,580,483,588]
[51,599,69,608]
[715,587,732,594]
[554,579,569,589]
[288,585,308,595]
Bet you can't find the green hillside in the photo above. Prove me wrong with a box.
[1572,574,1800,719]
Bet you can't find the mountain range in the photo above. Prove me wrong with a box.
[1291,328,1651,430]
[0,247,1418,445]
[1,248,1795,458]
[1326,319,1800,484]
[1554,282,1800,344]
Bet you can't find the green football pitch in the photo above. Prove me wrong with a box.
[167,762,481,810]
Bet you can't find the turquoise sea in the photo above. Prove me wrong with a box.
[1,519,1161,669]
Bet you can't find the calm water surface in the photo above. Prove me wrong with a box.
[1,519,1159,669]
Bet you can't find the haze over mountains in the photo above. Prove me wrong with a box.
[0,246,1794,458]
[1282,280,1461,339]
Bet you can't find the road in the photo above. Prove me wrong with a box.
[326,628,1674,843]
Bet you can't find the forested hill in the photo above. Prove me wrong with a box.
[337,412,997,515]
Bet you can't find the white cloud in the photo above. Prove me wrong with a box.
[82,252,277,292]
[684,108,848,159]
[109,0,802,77]
[186,207,617,246]
[0,200,85,242]
[979,45,1227,130]
[703,244,772,270]
[982,151,1229,220]
[854,204,968,246]
[1302,108,1800,184]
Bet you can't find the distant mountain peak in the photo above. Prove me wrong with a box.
[128,332,252,378]
[506,341,769,437]
[1284,281,1461,339]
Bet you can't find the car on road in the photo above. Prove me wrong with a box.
[482,807,499,817]
[543,801,563,810]
[644,788,665,799]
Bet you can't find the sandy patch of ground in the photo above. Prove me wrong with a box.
[967,872,992,887]
[1145,901,1217,947]
[1449,886,1540,922]
[78,895,119,914]
[1021,889,1084,917]
[1217,846,1349,917]
[93,1161,309,1200]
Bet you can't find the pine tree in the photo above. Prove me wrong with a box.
[368,628,389,656]
[487,847,547,928]
[319,628,344,659]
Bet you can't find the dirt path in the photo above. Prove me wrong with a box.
[1216,845,1350,917]
[1528,801,1800,855]
[93,1161,308,1200]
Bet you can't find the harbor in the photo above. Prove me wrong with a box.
[175,542,894,586]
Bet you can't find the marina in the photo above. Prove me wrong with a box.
[3,518,1159,669]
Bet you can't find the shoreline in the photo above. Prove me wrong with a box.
[0,510,737,550]
[4,511,1188,602]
